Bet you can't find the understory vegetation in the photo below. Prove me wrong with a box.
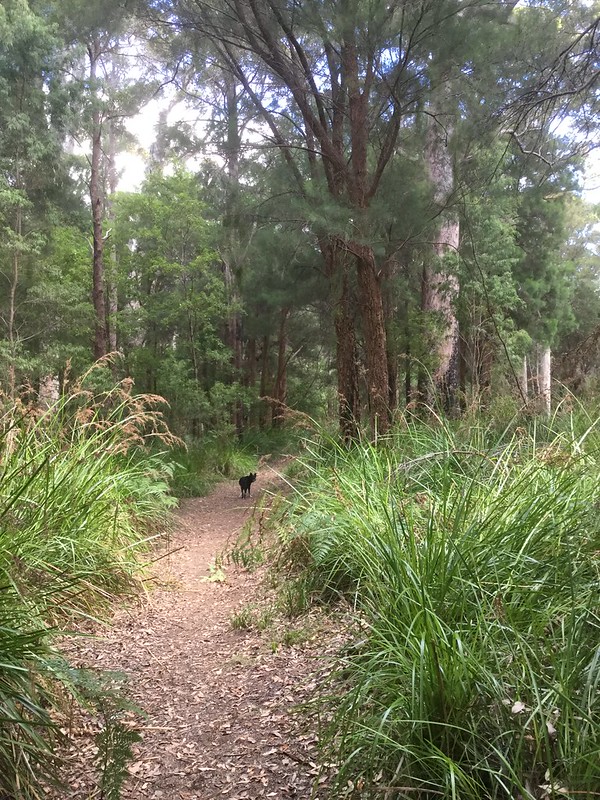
[276,413,600,799]
[0,376,177,798]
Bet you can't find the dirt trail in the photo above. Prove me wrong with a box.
[58,463,336,800]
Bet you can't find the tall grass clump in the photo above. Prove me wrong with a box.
[280,419,600,799]
[0,368,178,798]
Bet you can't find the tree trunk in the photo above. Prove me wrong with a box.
[89,38,107,361]
[519,355,529,405]
[353,243,391,436]
[259,334,271,429]
[223,261,243,433]
[222,75,244,436]
[272,308,289,428]
[322,240,360,441]
[7,174,21,399]
[244,336,257,427]
[244,337,257,386]
[383,259,399,415]
[405,317,412,409]
[423,76,460,413]
[106,113,118,359]
[477,334,494,410]
[538,346,551,417]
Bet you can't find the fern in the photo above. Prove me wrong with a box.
[95,710,141,800]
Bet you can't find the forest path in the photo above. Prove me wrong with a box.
[59,462,335,800]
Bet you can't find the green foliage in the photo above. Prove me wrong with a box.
[554,198,600,393]
[93,691,143,800]
[230,606,254,630]
[279,420,600,798]
[230,520,266,571]
[513,162,577,346]
[0,1,82,390]
[115,168,239,431]
[0,614,63,798]
[169,435,257,497]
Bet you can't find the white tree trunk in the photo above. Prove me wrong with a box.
[519,355,528,404]
[538,346,551,417]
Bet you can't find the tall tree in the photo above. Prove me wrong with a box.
[0,0,75,394]
[50,0,156,360]
[156,0,569,432]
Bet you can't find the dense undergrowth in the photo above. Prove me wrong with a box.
[277,412,600,800]
[0,376,177,798]
[169,426,300,497]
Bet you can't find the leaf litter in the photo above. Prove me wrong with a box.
[48,462,343,799]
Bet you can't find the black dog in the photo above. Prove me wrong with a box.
[239,472,257,499]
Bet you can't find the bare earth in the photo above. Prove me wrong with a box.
[56,463,341,800]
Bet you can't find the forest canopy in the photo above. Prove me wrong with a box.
[1,0,599,436]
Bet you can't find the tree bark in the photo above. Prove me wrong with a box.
[89,38,107,361]
[405,316,412,409]
[519,355,529,404]
[272,308,289,428]
[106,113,118,358]
[244,335,257,427]
[7,169,21,399]
[422,76,460,413]
[538,346,551,417]
[321,239,360,441]
[383,258,399,415]
[477,333,494,410]
[353,243,391,435]
[222,75,244,436]
[259,334,271,429]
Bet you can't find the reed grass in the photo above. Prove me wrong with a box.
[280,418,600,799]
[0,372,178,798]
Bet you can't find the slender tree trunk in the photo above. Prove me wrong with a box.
[422,76,460,413]
[405,316,412,408]
[519,355,529,404]
[106,114,118,358]
[244,336,257,427]
[383,260,399,415]
[89,38,107,361]
[223,261,243,433]
[187,312,200,383]
[259,334,271,429]
[478,335,494,410]
[322,240,360,441]
[538,346,551,417]
[272,308,289,428]
[222,75,244,436]
[7,174,21,399]
[388,345,398,413]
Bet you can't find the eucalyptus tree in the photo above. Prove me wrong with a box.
[0,0,76,396]
[47,0,159,361]
[151,0,565,434]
